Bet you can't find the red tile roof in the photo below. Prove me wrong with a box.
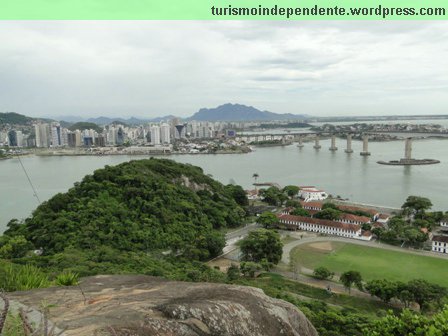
[433,235,448,243]
[299,201,323,209]
[277,214,360,232]
[339,213,371,224]
[362,230,372,237]
[337,205,379,216]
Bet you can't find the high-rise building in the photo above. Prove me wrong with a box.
[75,130,82,147]
[51,122,62,147]
[7,130,17,147]
[116,127,124,145]
[35,123,51,148]
[67,132,76,147]
[160,123,170,144]
[150,125,161,145]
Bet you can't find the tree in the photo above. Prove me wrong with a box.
[240,229,283,264]
[285,199,301,208]
[240,261,262,278]
[402,227,427,247]
[364,305,448,336]
[226,263,240,281]
[365,279,400,304]
[0,235,32,259]
[314,208,342,220]
[252,173,259,184]
[340,271,363,293]
[225,184,249,206]
[290,208,311,217]
[406,279,442,312]
[402,196,432,218]
[322,203,339,210]
[283,185,299,198]
[313,266,334,280]
[260,187,285,206]
[256,212,278,229]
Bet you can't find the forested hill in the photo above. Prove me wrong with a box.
[5,159,247,261]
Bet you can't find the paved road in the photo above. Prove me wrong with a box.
[281,235,448,265]
[211,223,259,258]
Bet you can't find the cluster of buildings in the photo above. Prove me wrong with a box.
[278,199,389,241]
[1,119,244,149]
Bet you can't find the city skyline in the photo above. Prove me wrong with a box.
[0,21,447,118]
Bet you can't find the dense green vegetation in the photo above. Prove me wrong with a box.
[1,159,246,286]
[2,161,447,336]
[68,121,103,133]
[0,112,34,125]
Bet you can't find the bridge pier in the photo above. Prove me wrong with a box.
[404,137,412,160]
[345,134,353,153]
[360,135,371,156]
[329,135,338,151]
[297,135,304,148]
[313,135,321,149]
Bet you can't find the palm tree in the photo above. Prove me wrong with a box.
[252,173,259,185]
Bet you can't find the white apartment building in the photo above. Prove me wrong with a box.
[150,125,161,145]
[160,123,171,144]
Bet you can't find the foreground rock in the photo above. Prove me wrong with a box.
[10,275,318,336]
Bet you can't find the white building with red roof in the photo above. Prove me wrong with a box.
[298,186,328,202]
[338,213,371,225]
[432,235,448,254]
[277,214,372,240]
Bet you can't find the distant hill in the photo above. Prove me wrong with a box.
[85,115,177,125]
[189,103,308,122]
[68,122,103,133]
[0,112,53,126]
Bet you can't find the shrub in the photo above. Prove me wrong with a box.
[313,267,334,280]
[55,270,80,286]
[0,264,50,292]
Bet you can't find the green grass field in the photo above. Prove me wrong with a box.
[291,242,448,287]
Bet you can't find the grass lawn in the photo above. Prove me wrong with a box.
[291,242,448,287]
[235,273,392,316]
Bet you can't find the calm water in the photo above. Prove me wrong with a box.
[1,137,448,232]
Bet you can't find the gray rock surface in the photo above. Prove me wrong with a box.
[9,275,318,336]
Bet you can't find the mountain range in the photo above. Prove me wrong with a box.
[3,104,308,127]
[188,103,307,121]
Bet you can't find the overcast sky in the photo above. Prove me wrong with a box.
[0,21,447,119]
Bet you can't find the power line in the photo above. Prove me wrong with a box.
[0,117,41,204]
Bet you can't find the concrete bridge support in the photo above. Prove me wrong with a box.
[404,137,412,160]
[329,135,338,151]
[313,135,321,149]
[360,135,371,156]
[345,134,353,153]
[297,135,304,148]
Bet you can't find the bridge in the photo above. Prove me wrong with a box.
[235,131,444,158]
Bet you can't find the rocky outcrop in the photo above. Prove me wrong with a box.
[10,275,318,336]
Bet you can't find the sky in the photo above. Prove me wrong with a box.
[0,21,447,119]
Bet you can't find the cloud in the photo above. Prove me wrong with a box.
[0,21,447,118]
